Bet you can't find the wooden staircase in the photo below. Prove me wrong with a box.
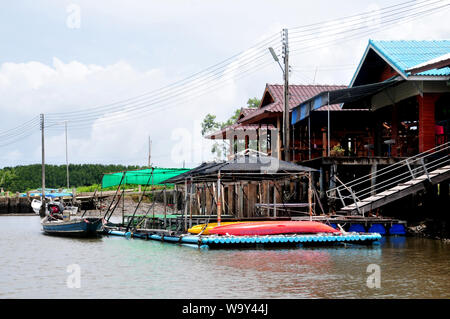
[327,142,450,216]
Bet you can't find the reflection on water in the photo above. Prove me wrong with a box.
[0,216,449,298]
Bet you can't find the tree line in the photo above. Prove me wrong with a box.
[0,164,143,193]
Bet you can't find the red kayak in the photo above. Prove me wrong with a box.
[209,221,340,236]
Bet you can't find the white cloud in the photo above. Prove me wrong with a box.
[1,0,449,169]
[0,56,261,168]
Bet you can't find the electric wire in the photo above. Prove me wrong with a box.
[289,2,450,56]
[289,0,445,44]
[45,49,280,130]
[45,0,445,127]
[288,0,432,33]
[45,44,281,126]
[46,57,277,131]
[46,33,281,117]
[47,3,448,131]
[0,0,447,154]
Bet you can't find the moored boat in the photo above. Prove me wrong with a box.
[41,216,104,237]
[35,198,103,237]
[209,220,340,236]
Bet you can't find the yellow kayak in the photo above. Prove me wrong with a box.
[188,222,248,235]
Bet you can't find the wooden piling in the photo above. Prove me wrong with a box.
[247,183,257,217]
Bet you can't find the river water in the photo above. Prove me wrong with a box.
[1,216,449,299]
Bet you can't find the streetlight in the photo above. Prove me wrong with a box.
[269,47,284,74]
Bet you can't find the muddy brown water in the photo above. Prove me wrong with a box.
[1,216,449,298]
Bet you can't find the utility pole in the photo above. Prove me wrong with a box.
[148,136,152,168]
[40,114,46,218]
[327,92,331,157]
[282,28,290,162]
[65,121,70,189]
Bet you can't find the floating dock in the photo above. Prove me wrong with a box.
[105,229,382,249]
[123,214,407,235]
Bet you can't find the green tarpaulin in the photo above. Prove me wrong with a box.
[102,168,190,188]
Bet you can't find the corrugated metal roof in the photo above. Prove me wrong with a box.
[240,84,346,123]
[406,53,450,75]
[370,40,450,77]
[163,154,316,183]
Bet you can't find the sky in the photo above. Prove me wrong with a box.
[0,0,449,169]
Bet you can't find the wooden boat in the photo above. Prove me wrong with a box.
[37,201,103,237]
[209,220,340,236]
[41,216,104,237]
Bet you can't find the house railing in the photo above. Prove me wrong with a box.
[326,141,450,213]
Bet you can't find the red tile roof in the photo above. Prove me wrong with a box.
[237,108,258,123]
[240,84,347,123]
[205,123,275,140]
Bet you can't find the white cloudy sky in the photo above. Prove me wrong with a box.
[0,0,449,168]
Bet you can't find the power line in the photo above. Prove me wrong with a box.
[46,55,278,131]
[45,46,281,130]
[44,2,436,125]
[48,2,448,131]
[0,116,39,138]
[45,1,445,126]
[289,0,445,45]
[45,43,281,125]
[289,0,430,33]
[1,0,447,154]
[289,2,449,56]
[46,34,281,118]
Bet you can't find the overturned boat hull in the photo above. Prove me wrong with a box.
[209,221,340,236]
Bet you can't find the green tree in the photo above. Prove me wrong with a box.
[201,97,261,158]
[201,114,221,136]
[247,97,260,109]
[0,164,144,193]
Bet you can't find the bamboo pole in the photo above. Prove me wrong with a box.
[151,171,155,229]
[221,184,225,216]
[273,182,277,218]
[308,172,313,221]
[189,177,193,229]
[183,179,188,232]
[217,171,222,226]
[174,185,178,213]
[163,185,167,229]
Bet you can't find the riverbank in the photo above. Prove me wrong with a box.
[407,219,450,242]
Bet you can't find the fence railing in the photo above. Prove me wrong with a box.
[326,142,450,214]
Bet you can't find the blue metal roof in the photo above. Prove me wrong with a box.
[370,40,450,77]
[350,40,450,86]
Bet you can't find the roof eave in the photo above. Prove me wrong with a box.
[407,75,450,81]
